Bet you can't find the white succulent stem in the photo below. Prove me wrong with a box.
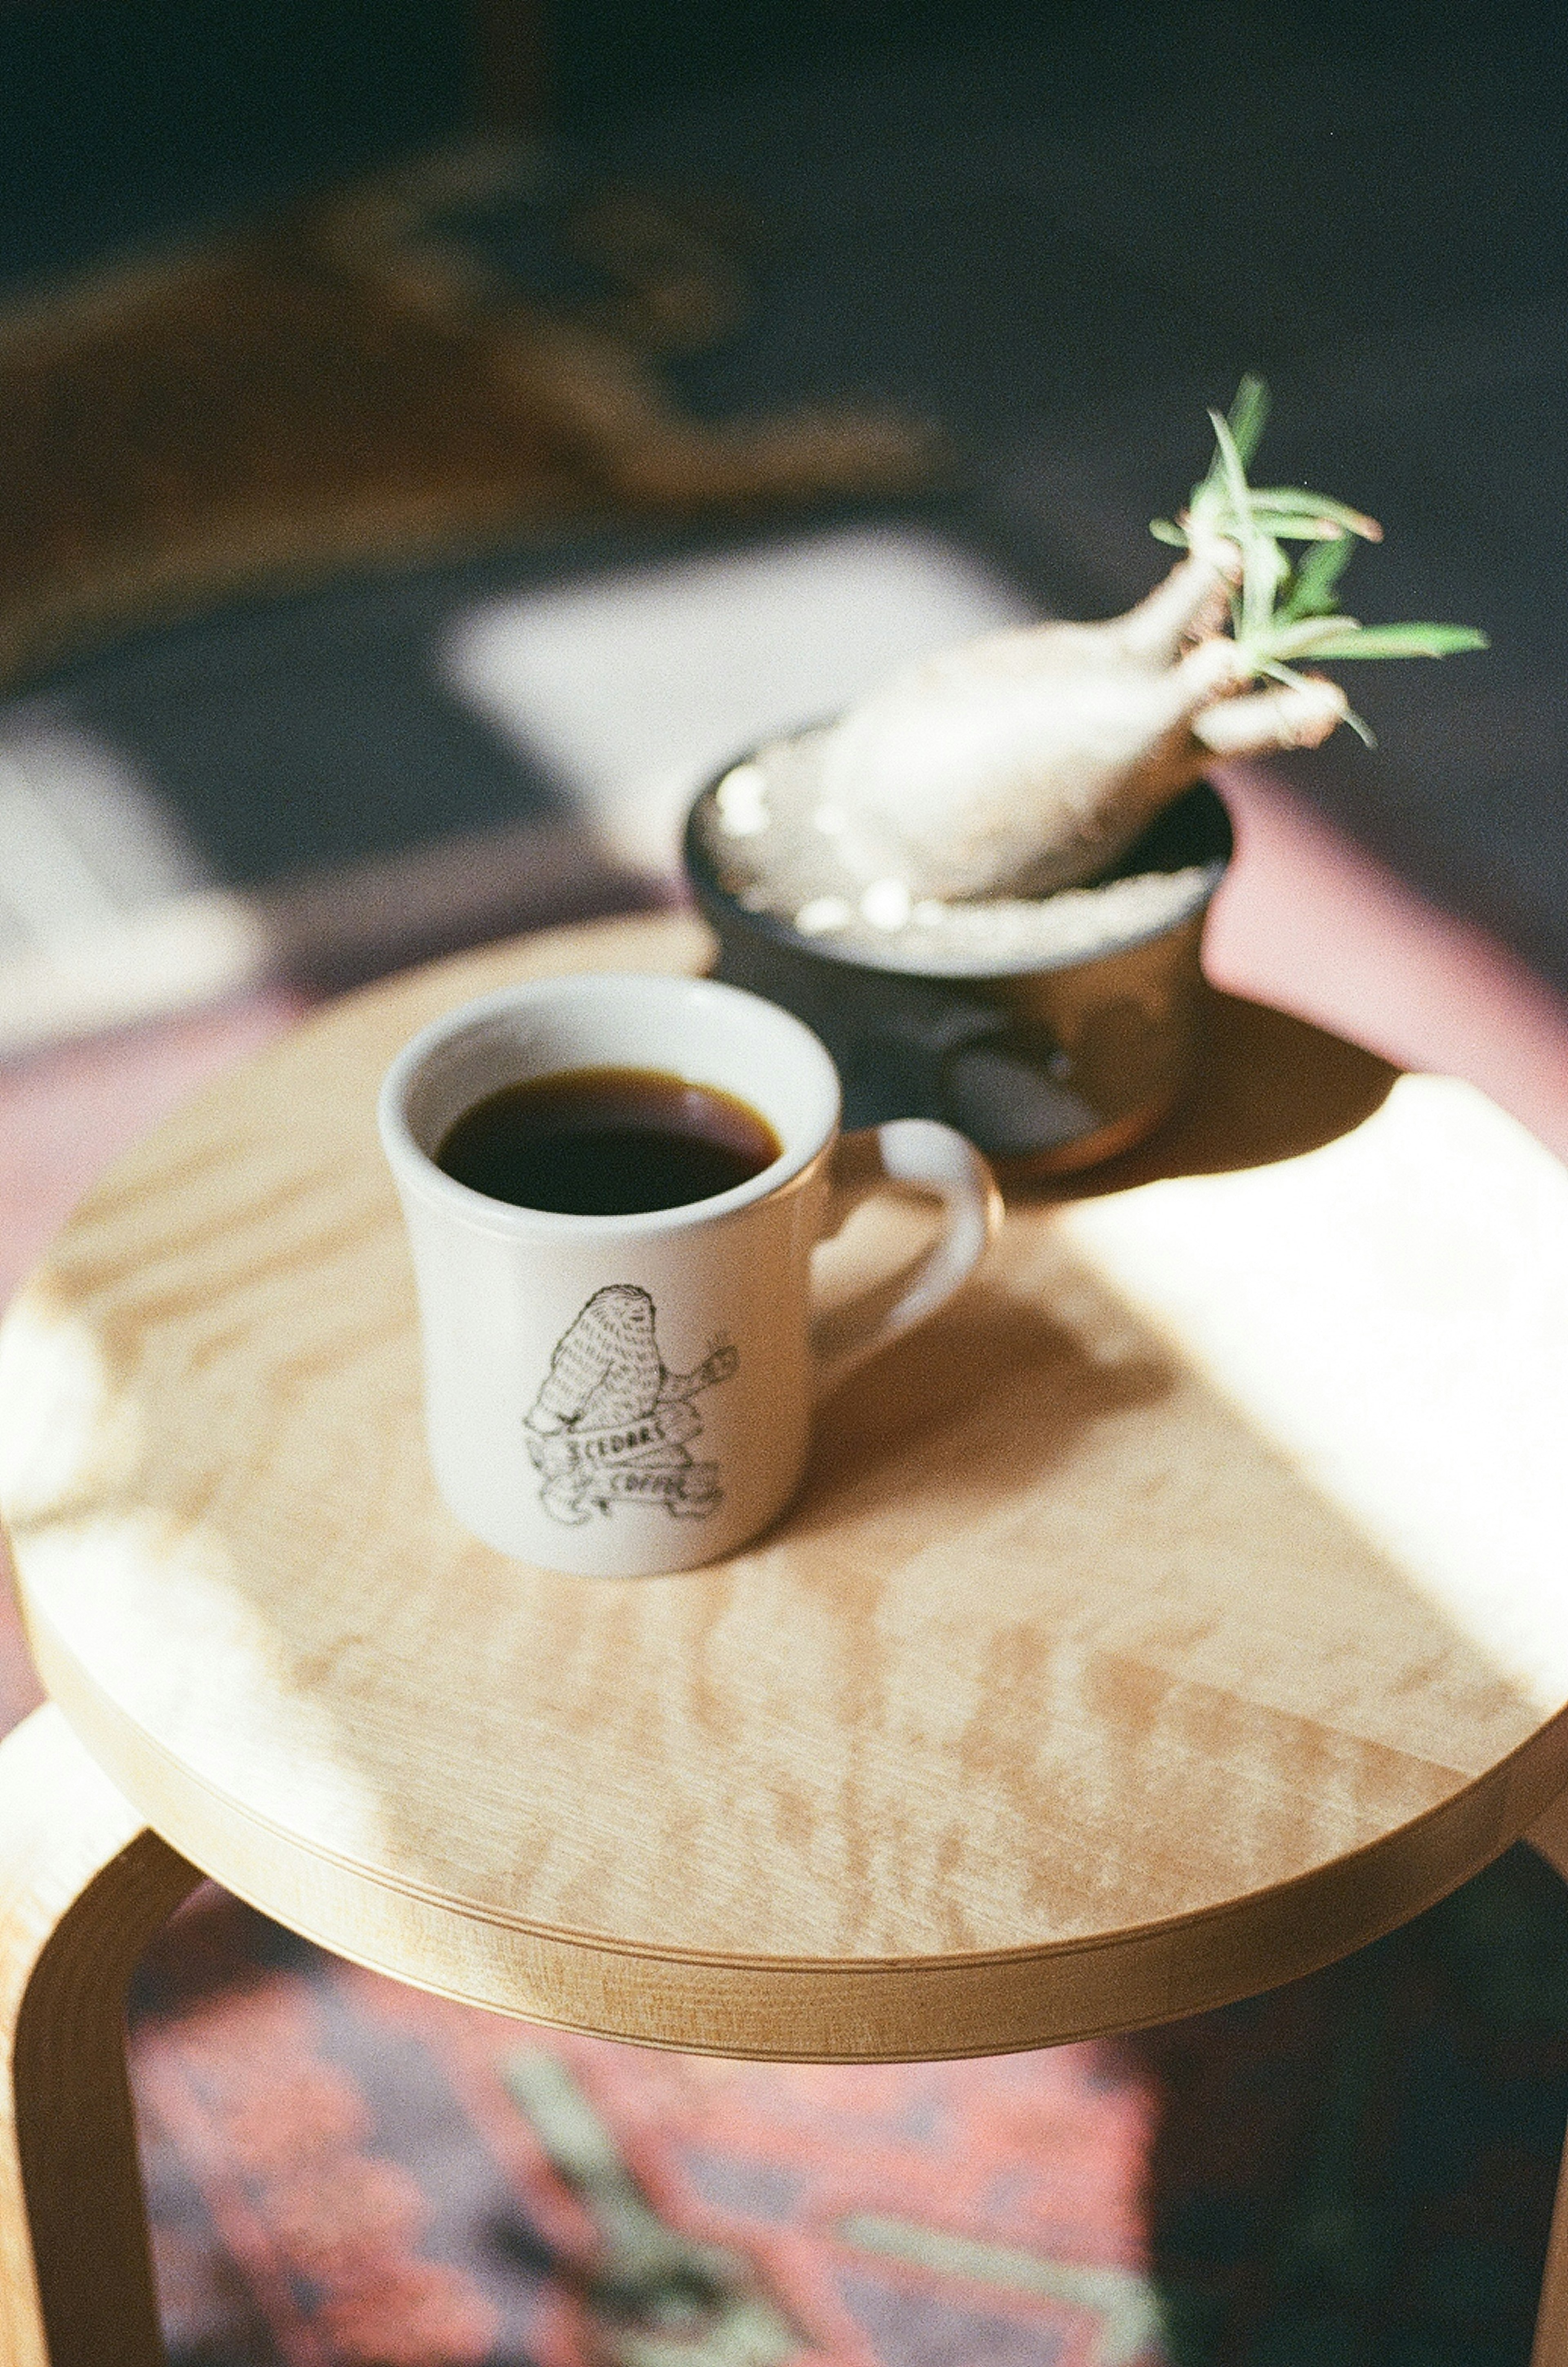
[814,555,1342,903]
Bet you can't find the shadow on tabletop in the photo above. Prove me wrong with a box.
[1032,988,1399,1206]
[793,984,1398,1532]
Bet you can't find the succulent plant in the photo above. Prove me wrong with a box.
[1152,374,1487,747]
[810,378,1488,904]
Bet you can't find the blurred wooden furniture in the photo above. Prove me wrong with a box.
[3,906,1568,2365]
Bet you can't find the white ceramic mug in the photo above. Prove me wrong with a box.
[379,972,1000,1576]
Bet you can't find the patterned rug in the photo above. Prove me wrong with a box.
[121,1852,1568,2367]
[0,136,933,702]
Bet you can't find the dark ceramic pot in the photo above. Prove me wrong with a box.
[684,765,1232,1174]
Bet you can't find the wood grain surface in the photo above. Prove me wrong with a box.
[2,911,1567,2061]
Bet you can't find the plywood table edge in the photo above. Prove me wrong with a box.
[27,1599,1568,2063]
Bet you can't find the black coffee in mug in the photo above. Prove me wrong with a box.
[434,1065,783,1215]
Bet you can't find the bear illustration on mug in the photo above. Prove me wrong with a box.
[524,1284,739,1525]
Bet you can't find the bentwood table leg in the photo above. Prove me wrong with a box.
[1526,1790,1568,2367]
[0,1705,199,2367]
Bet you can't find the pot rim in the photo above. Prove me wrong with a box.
[683,745,1233,984]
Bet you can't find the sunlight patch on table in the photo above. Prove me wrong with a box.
[16,1502,392,1862]
[1060,1074,1568,1707]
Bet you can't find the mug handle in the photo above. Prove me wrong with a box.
[811,1120,1002,1401]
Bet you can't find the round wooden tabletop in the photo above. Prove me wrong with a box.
[3,911,1568,2062]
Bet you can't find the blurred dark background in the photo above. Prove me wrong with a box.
[0,0,1564,998]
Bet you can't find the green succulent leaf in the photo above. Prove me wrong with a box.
[1226,372,1271,468]
[1248,489,1383,540]
[1284,534,1358,620]
[1304,624,1490,658]
[1152,377,1488,745]
[1205,406,1254,515]
[1260,614,1363,661]
[1248,514,1357,542]
[1207,407,1277,642]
